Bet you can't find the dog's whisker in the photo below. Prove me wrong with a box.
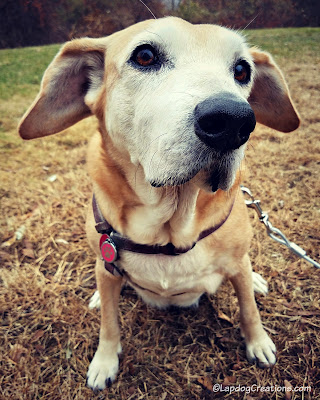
[144,29,166,46]
[137,0,157,19]
[171,91,202,100]
[239,14,260,32]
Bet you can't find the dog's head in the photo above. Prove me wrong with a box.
[19,17,299,192]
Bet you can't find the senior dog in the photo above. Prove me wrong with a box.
[19,17,299,390]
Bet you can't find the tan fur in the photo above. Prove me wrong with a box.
[19,17,299,390]
[248,48,300,132]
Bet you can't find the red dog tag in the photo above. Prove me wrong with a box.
[100,236,117,263]
[100,234,109,248]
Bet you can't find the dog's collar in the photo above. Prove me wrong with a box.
[92,193,235,277]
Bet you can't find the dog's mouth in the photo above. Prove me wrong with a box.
[148,148,243,193]
[206,169,221,192]
[149,163,228,192]
[149,167,200,188]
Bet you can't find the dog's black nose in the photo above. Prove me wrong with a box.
[194,93,256,152]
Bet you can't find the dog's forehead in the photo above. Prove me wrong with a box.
[125,17,248,61]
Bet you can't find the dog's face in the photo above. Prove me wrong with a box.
[106,18,255,192]
[19,17,299,192]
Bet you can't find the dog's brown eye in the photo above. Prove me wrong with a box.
[132,45,157,68]
[234,61,251,84]
[136,48,155,66]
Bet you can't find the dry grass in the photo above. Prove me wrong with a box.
[1,42,320,399]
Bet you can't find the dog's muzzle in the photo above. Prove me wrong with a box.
[194,93,256,152]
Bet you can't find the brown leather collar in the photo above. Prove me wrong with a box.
[93,193,235,276]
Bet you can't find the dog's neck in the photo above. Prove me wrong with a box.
[87,132,236,248]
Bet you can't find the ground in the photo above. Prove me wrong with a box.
[0,28,319,399]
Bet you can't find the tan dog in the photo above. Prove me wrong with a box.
[19,17,299,390]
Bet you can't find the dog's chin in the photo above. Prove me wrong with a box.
[149,167,201,188]
[149,167,235,193]
[149,175,194,188]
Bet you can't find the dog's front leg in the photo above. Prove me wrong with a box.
[87,258,123,390]
[230,254,276,367]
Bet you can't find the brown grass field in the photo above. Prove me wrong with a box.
[0,28,319,399]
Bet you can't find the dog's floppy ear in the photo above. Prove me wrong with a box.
[19,38,106,139]
[248,48,300,132]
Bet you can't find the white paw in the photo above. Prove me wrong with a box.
[87,343,122,390]
[246,331,276,367]
[89,290,101,309]
[252,272,268,295]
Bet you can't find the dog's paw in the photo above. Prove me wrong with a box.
[87,343,122,390]
[89,290,101,309]
[246,331,276,368]
[252,272,268,295]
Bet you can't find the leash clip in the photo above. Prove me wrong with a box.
[241,185,320,269]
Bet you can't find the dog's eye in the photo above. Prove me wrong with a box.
[132,45,157,67]
[234,61,251,84]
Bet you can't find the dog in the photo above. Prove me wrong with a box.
[19,17,299,390]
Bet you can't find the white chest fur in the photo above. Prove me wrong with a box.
[118,240,231,308]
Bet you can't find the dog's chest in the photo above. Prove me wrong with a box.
[118,241,231,308]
